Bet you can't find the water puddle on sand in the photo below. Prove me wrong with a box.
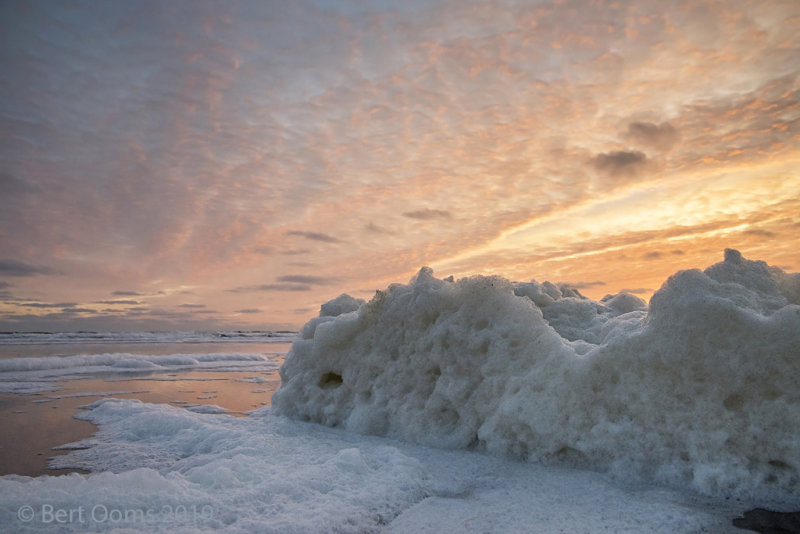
[0,368,282,477]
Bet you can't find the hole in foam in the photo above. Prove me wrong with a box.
[768,460,790,470]
[555,446,590,468]
[723,392,745,411]
[319,372,343,389]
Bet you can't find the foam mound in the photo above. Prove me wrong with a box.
[273,250,800,502]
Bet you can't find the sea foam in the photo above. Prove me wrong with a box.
[273,250,800,502]
[0,399,740,533]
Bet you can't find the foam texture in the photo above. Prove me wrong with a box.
[274,250,800,502]
[0,399,743,532]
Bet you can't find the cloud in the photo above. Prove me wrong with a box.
[21,302,79,309]
[227,283,312,293]
[590,151,648,177]
[177,303,207,308]
[560,280,606,289]
[643,250,686,260]
[236,308,261,314]
[742,228,777,238]
[95,299,141,305]
[0,171,40,195]
[112,290,143,297]
[0,260,59,277]
[227,273,337,293]
[276,275,337,285]
[673,76,800,169]
[436,215,744,282]
[402,209,452,220]
[281,249,312,256]
[620,287,652,295]
[626,122,679,151]
[63,307,96,314]
[286,231,344,243]
[365,222,393,234]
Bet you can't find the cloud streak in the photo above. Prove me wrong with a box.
[112,291,143,297]
[227,284,312,293]
[276,275,338,285]
[402,209,453,220]
[285,231,345,244]
[0,260,59,277]
[626,122,679,151]
[590,151,649,178]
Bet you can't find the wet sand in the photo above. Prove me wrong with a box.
[0,367,282,477]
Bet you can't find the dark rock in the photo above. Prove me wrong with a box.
[733,508,800,533]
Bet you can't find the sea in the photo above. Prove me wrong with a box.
[0,331,293,477]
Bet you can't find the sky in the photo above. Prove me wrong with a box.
[1,0,798,332]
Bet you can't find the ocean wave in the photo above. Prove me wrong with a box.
[0,352,280,394]
[0,331,298,345]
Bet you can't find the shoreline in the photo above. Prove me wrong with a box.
[2,382,798,532]
[0,368,281,477]
[0,392,97,477]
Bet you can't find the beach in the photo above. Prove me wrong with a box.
[0,334,288,477]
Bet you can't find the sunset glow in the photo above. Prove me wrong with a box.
[1,0,798,331]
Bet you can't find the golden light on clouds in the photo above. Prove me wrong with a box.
[0,0,798,330]
[433,151,800,300]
